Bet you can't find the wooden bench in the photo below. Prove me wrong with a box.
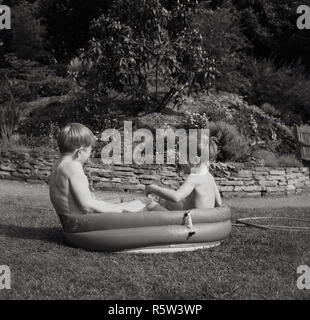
[295,125,310,162]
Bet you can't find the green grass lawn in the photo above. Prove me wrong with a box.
[0,196,310,300]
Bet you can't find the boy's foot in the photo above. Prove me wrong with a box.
[120,195,135,203]
[123,200,146,212]
[146,201,160,210]
[146,201,169,211]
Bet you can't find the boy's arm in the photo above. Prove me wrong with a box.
[68,162,125,213]
[213,179,222,207]
[147,175,196,203]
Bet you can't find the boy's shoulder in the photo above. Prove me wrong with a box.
[56,159,84,178]
[186,173,202,184]
[188,171,215,184]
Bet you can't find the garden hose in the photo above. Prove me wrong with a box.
[233,216,310,232]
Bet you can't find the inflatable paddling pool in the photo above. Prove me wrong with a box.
[59,206,231,253]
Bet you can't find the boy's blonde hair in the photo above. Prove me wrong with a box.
[57,123,96,154]
[187,130,218,165]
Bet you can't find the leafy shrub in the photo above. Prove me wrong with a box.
[17,133,57,150]
[252,149,278,167]
[136,112,184,132]
[19,92,126,136]
[35,77,73,97]
[1,77,72,104]
[0,77,22,141]
[260,103,280,117]
[176,95,236,123]
[0,86,12,104]
[0,134,58,154]
[241,57,310,125]
[184,111,209,129]
[9,81,34,102]
[252,149,302,167]
[176,92,295,155]
[176,91,295,158]
[208,121,251,162]
[277,154,302,168]
[0,101,21,141]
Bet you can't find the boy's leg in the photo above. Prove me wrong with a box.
[163,199,184,211]
[146,198,184,211]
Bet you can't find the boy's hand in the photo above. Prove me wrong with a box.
[145,185,154,196]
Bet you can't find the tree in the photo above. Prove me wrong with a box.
[39,0,113,61]
[69,0,216,111]
[11,1,46,59]
[238,0,310,68]
[192,1,250,93]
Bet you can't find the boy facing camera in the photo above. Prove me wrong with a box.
[49,123,146,215]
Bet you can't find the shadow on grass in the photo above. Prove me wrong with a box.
[0,224,65,246]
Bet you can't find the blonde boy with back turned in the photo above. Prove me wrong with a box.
[49,123,146,215]
[145,136,222,210]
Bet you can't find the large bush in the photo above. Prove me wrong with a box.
[69,0,216,111]
[182,108,251,162]
[176,92,296,155]
[208,121,251,162]
[241,57,310,125]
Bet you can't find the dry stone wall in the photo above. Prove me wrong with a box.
[0,150,309,198]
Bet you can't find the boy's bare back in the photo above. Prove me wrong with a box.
[49,158,86,216]
[147,169,222,211]
[182,172,221,210]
